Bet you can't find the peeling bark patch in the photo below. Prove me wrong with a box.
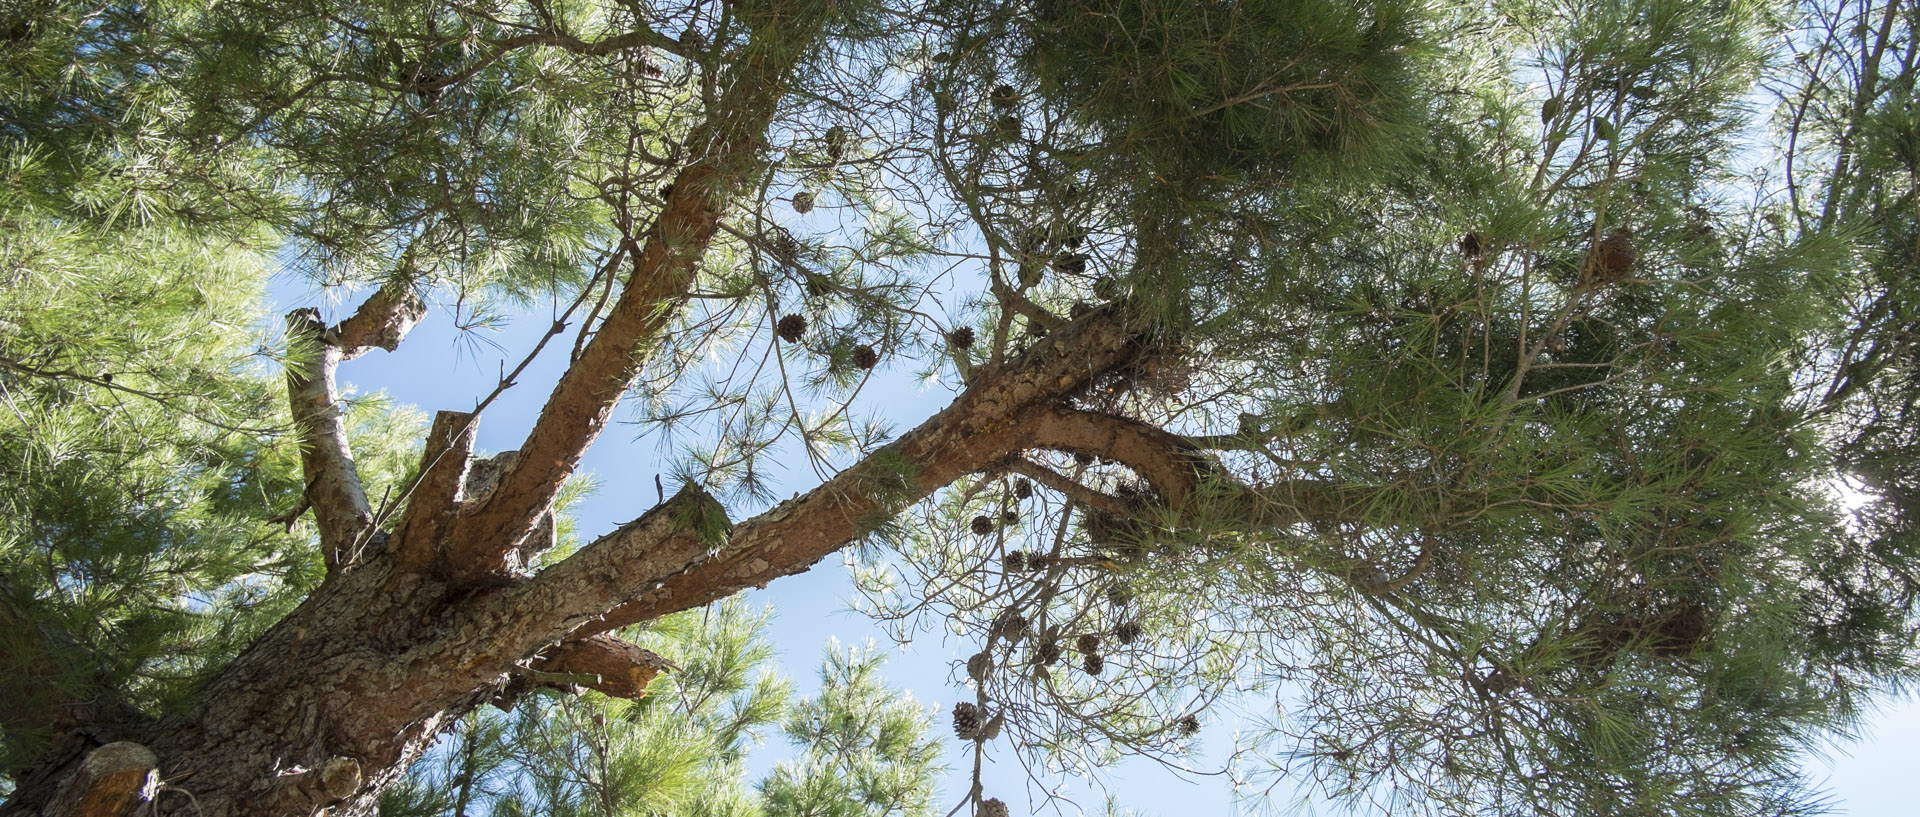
[46,742,156,817]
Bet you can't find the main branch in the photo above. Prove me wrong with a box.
[445,19,829,582]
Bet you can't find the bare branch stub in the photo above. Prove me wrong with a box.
[394,410,477,571]
[334,285,427,360]
[528,634,677,700]
[44,742,157,817]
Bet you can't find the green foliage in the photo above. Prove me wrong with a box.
[672,484,736,550]
[1027,0,1431,186]
[379,602,939,817]
[5,0,1920,815]
[759,642,943,817]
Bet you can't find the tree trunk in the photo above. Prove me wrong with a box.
[1,302,1208,817]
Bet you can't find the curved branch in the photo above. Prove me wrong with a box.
[1023,405,1207,505]
[285,308,374,572]
[1024,405,1365,529]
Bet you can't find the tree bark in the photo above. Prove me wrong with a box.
[2,295,1358,817]
[0,12,1354,817]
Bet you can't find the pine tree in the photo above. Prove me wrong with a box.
[759,643,943,817]
[376,605,938,817]
[2,1,1919,816]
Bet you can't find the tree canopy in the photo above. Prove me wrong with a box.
[2,0,1919,815]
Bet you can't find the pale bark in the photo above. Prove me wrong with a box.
[284,308,375,573]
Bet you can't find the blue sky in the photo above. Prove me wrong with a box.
[274,278,1920,816]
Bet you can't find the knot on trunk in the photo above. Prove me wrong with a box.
[263,756,362,814]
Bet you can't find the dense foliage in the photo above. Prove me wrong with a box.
[3,0,1919,815]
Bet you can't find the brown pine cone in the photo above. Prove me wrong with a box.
[967,651,993,680]
[1583,226,1637,286]
[992,610,1028,642]
[776,314,806,343]
[952,701,983,740]
[1035,639,1061,666]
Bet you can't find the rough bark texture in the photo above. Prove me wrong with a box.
[2,17,845,817]
[0,15,1352,817]
[1,298,1349,817]
[443,24,824,585]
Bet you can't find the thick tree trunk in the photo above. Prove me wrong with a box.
[0,303,1183,817]
[0,9,1342,814]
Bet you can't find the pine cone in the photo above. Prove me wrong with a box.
[1003,550,1028,572]
[776,314,807,343]
[971,516,994,536]
[1459,232,1483,259]
[1075,634,1101,655]
[967,651,993,680]
[1017,260,1043,289]
[823,125,848,160]
[1026,553,1050,572]
[1584,226,1636,286]
[1105,584,1133,607]
[772,228,801,263]
[852,344,879,370]
[990,84,1018,109]
[981,798,1010,817]
[1051,253,1087,275]
[952,701,983,740]
[948,326,975,349]
[992,610,1028,642]
[1178,714,1200,736]
[1035,639,1061,666]
[1014,478,1032,499]
[1082,652,1104,676]
[792,191,814,214]
[1114,620,1142,645]
[1000,509,1018,526]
